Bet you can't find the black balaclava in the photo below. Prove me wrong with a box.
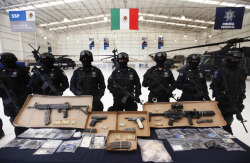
[189,61,200,70]
[80,50,93,69]
[42,59,54,70]
[155,52,166,68]
[2,60,17,69]
[226,59,240,68]
[82,59,92,69]
[156,59,165,67]
[119,61,128,69]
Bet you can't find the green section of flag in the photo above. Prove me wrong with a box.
[111,9,120,30]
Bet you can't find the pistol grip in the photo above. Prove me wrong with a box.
[188,116,193,125]
[62,110,67,118]
[89,119,97,127]
[136,119,144,129]
[168,118,174,126]
[149,112,152,121]
[44,110,51,125]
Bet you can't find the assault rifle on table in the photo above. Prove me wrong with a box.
[145,72,177,101]
[32,66,62,96]
[186,72,210,101]
[112,80,143,105]
[0,82,19,114]
[149,104,215,126]
[27,102,89,125]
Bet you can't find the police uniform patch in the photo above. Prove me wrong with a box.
[92,71,97,77]
[214,71,219,78]
[50,73,55,78]
[199,73,204,78]
[129,74,134,80]
[164,72,169,77]
[179,72,184,76]
[11,71,18,77]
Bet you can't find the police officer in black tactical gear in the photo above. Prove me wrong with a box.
[70,50,106,111]
[210,51,247,134]
[142,52,176,102]
[28,52,69,96]
[0,52,30,136]
[108,52,141,111]
[177,54,210,101]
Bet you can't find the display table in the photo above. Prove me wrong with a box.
[0,128,249,163]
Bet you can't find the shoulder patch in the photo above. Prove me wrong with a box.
[179,72,184,76]
[213,70,219,78]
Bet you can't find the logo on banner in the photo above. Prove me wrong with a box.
[29,13,34,19]
[11,14,20,19]
[214,7,245,30]
[224,9,235,21]
[123,16,128,21]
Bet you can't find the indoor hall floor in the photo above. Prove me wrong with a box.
[0,62,249,148]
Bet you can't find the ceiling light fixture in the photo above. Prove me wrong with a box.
[64,18,69,22]
[104,16,108,21]
[44,36,47,39]
[139,16,143,20]
[184,34,187,37]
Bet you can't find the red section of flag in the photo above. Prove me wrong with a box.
[129,9,139,30]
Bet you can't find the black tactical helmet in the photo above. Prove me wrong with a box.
[80,50,93,62]
[186,54,200,63]
[117,52,129,62]
[40,52,55,62]
[154,52,167,61]
[0,52,18,63]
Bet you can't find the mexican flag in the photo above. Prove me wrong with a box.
[111,8,139,30]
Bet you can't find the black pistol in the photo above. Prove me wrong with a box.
[89,116,107,127]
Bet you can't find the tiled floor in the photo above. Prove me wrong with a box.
[0,62,249,147]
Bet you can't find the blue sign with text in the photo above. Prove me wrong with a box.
[9,11,26,21]
[214,7,245,30]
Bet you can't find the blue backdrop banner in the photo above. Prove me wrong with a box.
[214,7,245,30]
[142,37,147,50]
[104,38,109,50]
[158,37,163,49]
